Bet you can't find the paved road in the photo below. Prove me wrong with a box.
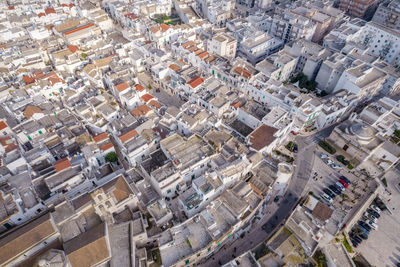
[199,127,335,266]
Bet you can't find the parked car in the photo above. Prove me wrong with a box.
[370,205,381,213]
[368,209,380,218]
[349,233,362,243]
[335,182,345,192]
[320,153,329,159]
[364,219,378,230]
[320,193,333,204]
[323,188,336,199]
[330,163,342,169]
[358,232,369,240]
[293,144,298,153]
[350,238,359,247]
[325,159,334,164]
[374,197,387,210]
[339,179,348,188]
[290,131,297,135]
[363,212,378,223]
[356,225,370,235]
[358,221,371,232]
[329,185,342,195]
[340,176,351,184]
[352,228,368,239]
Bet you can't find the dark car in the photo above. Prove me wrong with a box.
[368,209,381,218]
[352,228,368,240]
[340,176,351,184]
[323,188,336,199]
[358,221,371,232]
[374,197,387,210]
[359,232,369,240]
[353,236,362,243]
[293,144,298,153]
[350,239,359,247]
[329,185,342,195]
[356,225,370,236]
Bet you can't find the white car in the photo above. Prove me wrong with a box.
[320,153,329,159]
[370,204,381,213]
[325,159,334,165]
[330,163,342,169]
[335,182,345,192]
[364,219,378,230]
[363,212,378,223]
[320,193,333,204]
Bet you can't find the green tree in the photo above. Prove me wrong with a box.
[105,152,118,163]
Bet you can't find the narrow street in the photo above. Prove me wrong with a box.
[199,126,335,266]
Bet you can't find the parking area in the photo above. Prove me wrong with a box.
[355,170,400,267]
[307,147,377,235]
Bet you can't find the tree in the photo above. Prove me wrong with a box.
[105,152,118,163]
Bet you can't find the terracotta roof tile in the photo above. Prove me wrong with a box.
[0,121,7,130]
[232,102,241,109]
[68,45,78,53]
[160,24,169,32]
[194,49,203,55]
[131,109,142,117]
[38,12,45,18]
[188,46,198,52]
[119,129,138,143]
[93,133,108,143]
[249,124,278,151]
[311,201,334,222]
[115,82,129,93]
[54,158,71,172]
[135,84,145,91]
[23,75,35,84]
[100,142,113,151]
[149,100,162,109]
[64,222,109,267]
[182,41,195,49]
[204,55,215,63]
[141,94,154,102]
[0,213,57,266]
[198,51,209,59]
[137,104,152,114]
[0,137,11,146]
[187,76,204,89]
[45,8,56,14]
[234,67,252,79]
[24,105,43,119]
[5,144,17,153]
[149,26,159,33]
[169,64,181,72]
[64,23,95,35]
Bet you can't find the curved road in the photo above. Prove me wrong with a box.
[199,126,335,266]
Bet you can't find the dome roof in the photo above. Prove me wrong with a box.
[350,123,374,140]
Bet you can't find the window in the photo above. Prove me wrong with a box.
[105,201,112,208]
[98,195,103,201]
